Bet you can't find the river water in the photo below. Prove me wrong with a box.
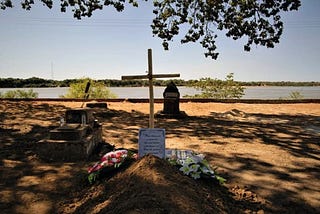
[0,86,319,99]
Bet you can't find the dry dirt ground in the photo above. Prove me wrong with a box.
[0,100,319,213]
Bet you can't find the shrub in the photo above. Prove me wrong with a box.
[61,78,117,99]
[0,89,38,98]
[279,91,304,100]
[184,73,244,99]
[289,91,304,99]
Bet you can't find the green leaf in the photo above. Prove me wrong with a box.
[215,175,226,184]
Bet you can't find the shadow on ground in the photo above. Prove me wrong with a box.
[0,102,319,213]
[100,108,320,213]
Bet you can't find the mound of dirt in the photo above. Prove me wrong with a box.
[58,155,263,214]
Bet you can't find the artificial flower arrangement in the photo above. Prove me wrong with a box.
[165,149,226,184]
[87,149,225,184]
[87,149,137,184]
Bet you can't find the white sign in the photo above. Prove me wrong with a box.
[138,128,165,158]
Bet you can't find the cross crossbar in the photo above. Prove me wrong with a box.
[122,74,180,80]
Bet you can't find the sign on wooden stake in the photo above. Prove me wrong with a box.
[138,128,165,158]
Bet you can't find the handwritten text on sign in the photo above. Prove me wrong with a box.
[138,128,165,158]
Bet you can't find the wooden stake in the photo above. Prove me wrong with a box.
[148,49,155,128]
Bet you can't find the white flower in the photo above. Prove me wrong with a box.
[179,165,192,175]
[200,165,214,175]
[200,166,210,174]
[189,164,200,172]
[177,159,185,165]
[167,150,223,181]
[190,171,201,179]
[185,157,196,165]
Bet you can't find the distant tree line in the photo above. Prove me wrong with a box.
[0,77,188,88]
[239,81,320,87]
[0,77,319,88]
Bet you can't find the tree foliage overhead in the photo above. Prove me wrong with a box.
[152,0,301,59]
[1,0,301,59]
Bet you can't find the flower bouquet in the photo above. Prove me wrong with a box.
[165,149,226,184]
[88,149,137,184]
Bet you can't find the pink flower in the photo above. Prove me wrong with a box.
[88,149,136,174]
[88,163,103,173]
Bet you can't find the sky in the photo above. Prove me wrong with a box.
[0,1,319,81]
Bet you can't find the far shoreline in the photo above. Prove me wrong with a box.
[1,98,320,104]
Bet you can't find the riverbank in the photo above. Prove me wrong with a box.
[1,100,319,213]
[1,86,320,99]
[2,97,320,104]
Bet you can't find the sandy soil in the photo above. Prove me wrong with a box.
[0,100,319,213]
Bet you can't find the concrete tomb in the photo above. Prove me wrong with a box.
[38,108,102,161]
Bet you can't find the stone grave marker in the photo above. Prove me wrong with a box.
[156,81,187,118]
[163,81,180,114]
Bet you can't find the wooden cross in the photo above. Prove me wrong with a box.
[121,49,180,128]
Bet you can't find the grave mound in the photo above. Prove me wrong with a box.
[58,155,261,213]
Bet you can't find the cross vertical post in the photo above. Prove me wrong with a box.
[121,49,180,128]
[148,49,155,128]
